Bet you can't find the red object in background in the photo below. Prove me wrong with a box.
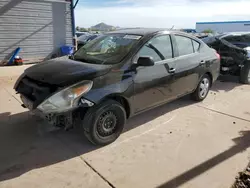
[14,57,23,65]
[216,52,221,60]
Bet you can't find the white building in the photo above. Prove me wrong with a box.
[196,21,250,33]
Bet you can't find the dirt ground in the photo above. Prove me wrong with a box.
[0,65,250,188]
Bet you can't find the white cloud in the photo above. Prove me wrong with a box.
[75,0,250,28]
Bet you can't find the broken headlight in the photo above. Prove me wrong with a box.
[37,80,93,113]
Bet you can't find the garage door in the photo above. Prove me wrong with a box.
[0,0,72,64]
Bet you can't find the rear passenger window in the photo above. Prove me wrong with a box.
[137,35,173,62]
[175,35,194,56]
[192,40,200,52]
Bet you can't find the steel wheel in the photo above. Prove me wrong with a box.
[97,111,118,137]
[83,100,126,145]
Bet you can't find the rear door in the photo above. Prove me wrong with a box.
[171,35,202,97]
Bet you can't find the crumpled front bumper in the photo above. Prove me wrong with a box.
[30,107,75,129]
[20,92,95,129]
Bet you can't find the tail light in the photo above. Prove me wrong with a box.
[216,52,221,60]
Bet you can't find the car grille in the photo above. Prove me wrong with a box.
[16,77,57,108]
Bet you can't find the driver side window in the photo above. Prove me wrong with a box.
[137,35,173,62]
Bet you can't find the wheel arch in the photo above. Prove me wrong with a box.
[205,72,213,87]
[99,94,131,119]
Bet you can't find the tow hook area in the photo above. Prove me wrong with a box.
[45,112,74,131]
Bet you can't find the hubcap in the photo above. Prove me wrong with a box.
[199,78,210,98]
[97,111,117,137]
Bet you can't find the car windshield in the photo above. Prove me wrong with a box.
[73,34,141,65]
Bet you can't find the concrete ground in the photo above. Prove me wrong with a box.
[0,65,250,188]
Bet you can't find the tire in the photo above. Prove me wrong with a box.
[240,63,250,84]
[191,74,211,101]
[83,100,126,146]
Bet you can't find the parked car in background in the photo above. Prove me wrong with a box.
[14,29,220,145]
[76,31,89,38]
[193,33,214,39]
[181,29,197,33]
[201,32,250,84]
[77,34,100,49]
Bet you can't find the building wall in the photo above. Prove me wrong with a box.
[0,0,72,64]
[196,21,250,33]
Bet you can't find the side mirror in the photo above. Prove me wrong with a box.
[137,56,155,67]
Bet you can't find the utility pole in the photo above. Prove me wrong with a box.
[70,0,80,51]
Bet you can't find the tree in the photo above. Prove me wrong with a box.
[76,26,80,31]
[80,27,88,32]
[202,29,214,34]
[90,28,99,32]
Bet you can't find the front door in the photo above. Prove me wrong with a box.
[132,35,176,113]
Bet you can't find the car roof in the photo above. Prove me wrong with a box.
[218,32,250,39]
[108,28,176,36]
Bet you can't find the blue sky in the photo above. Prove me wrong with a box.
[75,0,250,28]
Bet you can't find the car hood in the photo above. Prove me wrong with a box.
[24,57,111,86]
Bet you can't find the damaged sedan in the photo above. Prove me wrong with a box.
[201,32,250,84]
[14,29,220,145]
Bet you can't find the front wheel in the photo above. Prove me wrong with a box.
[191,74,211,101]
[83,100,126,145]
[240,63,250,84]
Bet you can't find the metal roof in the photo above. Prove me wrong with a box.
[108,28,170,36]
[196,21,250,25]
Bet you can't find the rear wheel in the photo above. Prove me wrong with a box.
[191,74,211,101]
[240,64,250,84]
[83,100,126,145]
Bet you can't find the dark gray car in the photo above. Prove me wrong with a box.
[14,29,220,145]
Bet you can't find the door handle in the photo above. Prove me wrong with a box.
[200,60,206,65]
[168,68,176,74]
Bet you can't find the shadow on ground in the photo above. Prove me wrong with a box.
[157,130,250,188]
[211,75,243,92]
[0,97,193,182]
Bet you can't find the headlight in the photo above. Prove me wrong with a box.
[37,80,93,113]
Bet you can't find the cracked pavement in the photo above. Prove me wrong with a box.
[0,65,250,188]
